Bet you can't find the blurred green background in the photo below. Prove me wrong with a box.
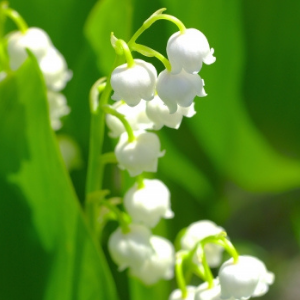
[1,0,300,299]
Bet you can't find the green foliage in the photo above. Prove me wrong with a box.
[1,0,300,299]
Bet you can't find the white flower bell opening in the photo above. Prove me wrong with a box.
[169,286,197,300]
[156,69,206,114]
[111,59,157,107]
[218,255,274,300]
[167,28,216,74]
[108,224,153,271]
[7,27,52,70]
[115,130,165,177]
[146,95,196,130]
[106,100,154,138]
[181,220,224,267]
[130,235,175,285]
[124,179,174,228]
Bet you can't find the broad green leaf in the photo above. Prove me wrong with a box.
[161,0,300,192]
[0,57,118,300]
[84,0,133,75]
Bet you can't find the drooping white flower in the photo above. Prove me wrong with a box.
[106,100,154,138]
[39,47,72,91]
[115,130,165,177]
[130,235,175,285]
[146,95,196,130]
[47,91,70,130]
[108,224,153,271]
[156,69,206,114]
[167,28,216,74]
[124,179,174,228]
[169,286,197,300]
[195,279,222,300]
[0,71,6,82]
[181,220,224,267]
[111,59,157,107]
[7,27,52,70]
[219,255,274,300]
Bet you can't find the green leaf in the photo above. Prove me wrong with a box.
[0,57,118,300]
[161,0,300,192]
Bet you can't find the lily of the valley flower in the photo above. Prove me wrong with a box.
[181,220,224,267]
[111,59,157,107]
[219,255,274,300]
[156,69,206,114]
[7,27,52,70]
[108,224,153,271]
[130,235,175,285]
[195,279,222,300]
[169,286,197,300]
[167,28,216,74]
[47,91,70,130]
[115,130,165,177]
[106,100,154,138]
[146,95,196,130]
[124,179,174,228]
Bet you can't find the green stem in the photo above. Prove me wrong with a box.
[136,174,145,189]
[85,54,123,232]
[131,43,171,71]
[1,2,28,33]
[99,199,130,233]
[175,252,188,299]
[115,39,135,68]
[102,105,135,142]
[128,8,185,47]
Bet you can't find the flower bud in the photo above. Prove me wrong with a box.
[146,95,196,130]
[167,28,216,74]
[181,220,224,267]
[106,100,154,138]
[219,255,274,300]
[156,69,206,114]
[124,179,174,228]
[169,286,196,300]
[130,235,175,285]
[115,130,165,177]
[111,59,157,107]
[7,27,52,70]
[108,224,152,271]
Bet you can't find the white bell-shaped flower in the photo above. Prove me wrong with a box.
[106,100,154,138]
[39,47,72,91]
[111,59,157,107]
[169,286,197,300]
[181,220,224,267]
[124,179,174,228]
[130,235,175,285]
[156,69,206,114]
[146,95,196,130]
[167,28,216,74]
[47,91,70,130]
[115,130,165,177]
[219,255,274,300]
[7,27,52,70]
[195,279,222,300]
[108,224,153,271]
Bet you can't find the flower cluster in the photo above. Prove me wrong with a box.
[6,27,72,130]
[108,179,175,285]
[168,220,274,300]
